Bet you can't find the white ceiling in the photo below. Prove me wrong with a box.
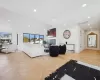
[0,0,100,29]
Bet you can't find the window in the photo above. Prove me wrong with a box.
[23,33,44,44]
[34,34,40,44]
[0,32,12,44]
[39,35,44,44]
[23,33,30,43]
[30,34,35,43]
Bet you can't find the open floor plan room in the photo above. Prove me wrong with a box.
[0,0,100,80]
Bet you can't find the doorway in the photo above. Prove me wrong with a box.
[87,32,97,48]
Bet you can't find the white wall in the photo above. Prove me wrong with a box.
[54,25,81,53]
[80,28,85,52]
[85,30,100,50]
[15,18,47,50]
[0,7,47,51]
[0,23,17,44]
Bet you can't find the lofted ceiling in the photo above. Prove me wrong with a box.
[0,0,100,30]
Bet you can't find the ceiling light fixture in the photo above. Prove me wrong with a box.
[28,25,31,27]
[82,4,87,7]
[8,20,11,22]
[88,16,91,19]
[33,9,37,12]
[64,24,66,26]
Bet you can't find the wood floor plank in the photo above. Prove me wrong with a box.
[0,49,100,80]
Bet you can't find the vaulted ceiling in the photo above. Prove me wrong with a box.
[0,0,100,30]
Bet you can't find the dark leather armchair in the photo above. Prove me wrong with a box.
[49,45,59,57]
[59,44,66,54]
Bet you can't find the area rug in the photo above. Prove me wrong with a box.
[45,60,100,80]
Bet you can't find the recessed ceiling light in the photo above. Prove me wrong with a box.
[28,25,31,27]
[88,16,91,19]
[8,20,11,22]
[82,4,87,7]
[64,24,66,26]
[33,9,37,12]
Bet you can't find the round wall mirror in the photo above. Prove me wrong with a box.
[63,30,71,39]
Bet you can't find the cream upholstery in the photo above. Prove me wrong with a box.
[2,44,17,53]
[22,43,49,57]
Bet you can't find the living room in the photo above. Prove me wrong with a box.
[0,0,100,80]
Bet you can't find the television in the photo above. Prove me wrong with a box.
[47,28,56,37]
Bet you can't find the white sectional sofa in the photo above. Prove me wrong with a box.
[22,43,49,57]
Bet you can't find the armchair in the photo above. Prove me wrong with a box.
[49,45,59,57]
[59,44,66,54]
